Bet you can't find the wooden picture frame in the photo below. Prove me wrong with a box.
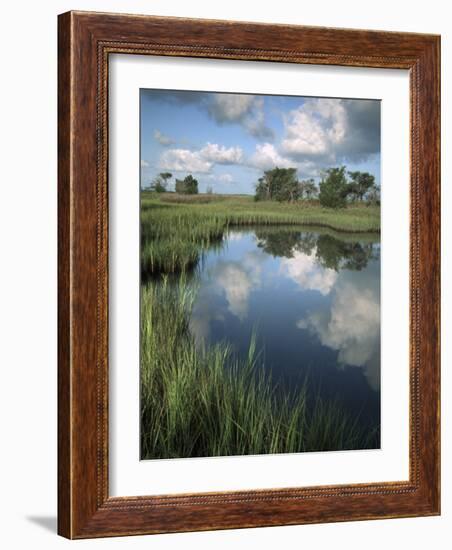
[58,10,440,538]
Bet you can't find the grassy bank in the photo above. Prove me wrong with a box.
[141,192,380,276]
[140,277,378,459]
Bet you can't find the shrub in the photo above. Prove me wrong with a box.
[319,167,349,208]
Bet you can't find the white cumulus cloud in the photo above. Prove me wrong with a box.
[160,148,212,173]
[247,143,319,178]
[280,98,380,165]
[200,142,243,164]
[249,143,294,171]
[281,98,347,159]
[159,142,243,174]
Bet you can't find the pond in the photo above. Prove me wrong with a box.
[188,227,381,440]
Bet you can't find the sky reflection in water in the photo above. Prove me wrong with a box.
[189,228,381,427]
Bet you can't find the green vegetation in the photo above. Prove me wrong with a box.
[255,167,300,202]
[254,167,320,203]
[141,277,377,459]
[140,192,380,276]
[254,226,379,271]
[150,171,172,193]
[299,178,318,200]
[175,174,199,195]
[318,166,349,209]
[318,167,378,208]
[253,166,379,209]
[347,170,377,202]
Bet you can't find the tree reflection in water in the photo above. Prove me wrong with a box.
[255,227,379,272]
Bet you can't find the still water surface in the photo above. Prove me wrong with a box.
[189,227,381,435]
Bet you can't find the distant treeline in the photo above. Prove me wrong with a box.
[145,166,380,209]
[148,172,199,195]
[255,166,380,208]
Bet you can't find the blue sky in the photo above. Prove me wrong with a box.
[140,89,380,195]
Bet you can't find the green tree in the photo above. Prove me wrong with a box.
[255,175,270,201]
[151,179,166,193]
[160,172,172,185]
[175,178,185,194]
[175,174,199,195]
[319,167,349,208]
[366,185,381,206]
[298,178,318,200]
[184,174,198,194]
[347,171,375,202]
[151,172,172,193]
[254,167,299,202]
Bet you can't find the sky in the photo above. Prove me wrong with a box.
[140,89,381,195]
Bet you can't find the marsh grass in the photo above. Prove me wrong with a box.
[140,193,380,276]
[159,193,228,204]
[140,277,378,459]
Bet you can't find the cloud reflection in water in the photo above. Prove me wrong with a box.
[189,229,380,391]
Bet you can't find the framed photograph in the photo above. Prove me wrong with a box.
[58,11,440,538]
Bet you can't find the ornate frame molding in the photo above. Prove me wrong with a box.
[58,11,440,538]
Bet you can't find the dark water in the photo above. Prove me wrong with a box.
[189,227,381,437]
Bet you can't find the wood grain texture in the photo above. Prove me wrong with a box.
[57,11,440,539]
[57,10,72,538]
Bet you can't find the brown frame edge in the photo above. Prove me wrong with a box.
[58,10,440,539]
